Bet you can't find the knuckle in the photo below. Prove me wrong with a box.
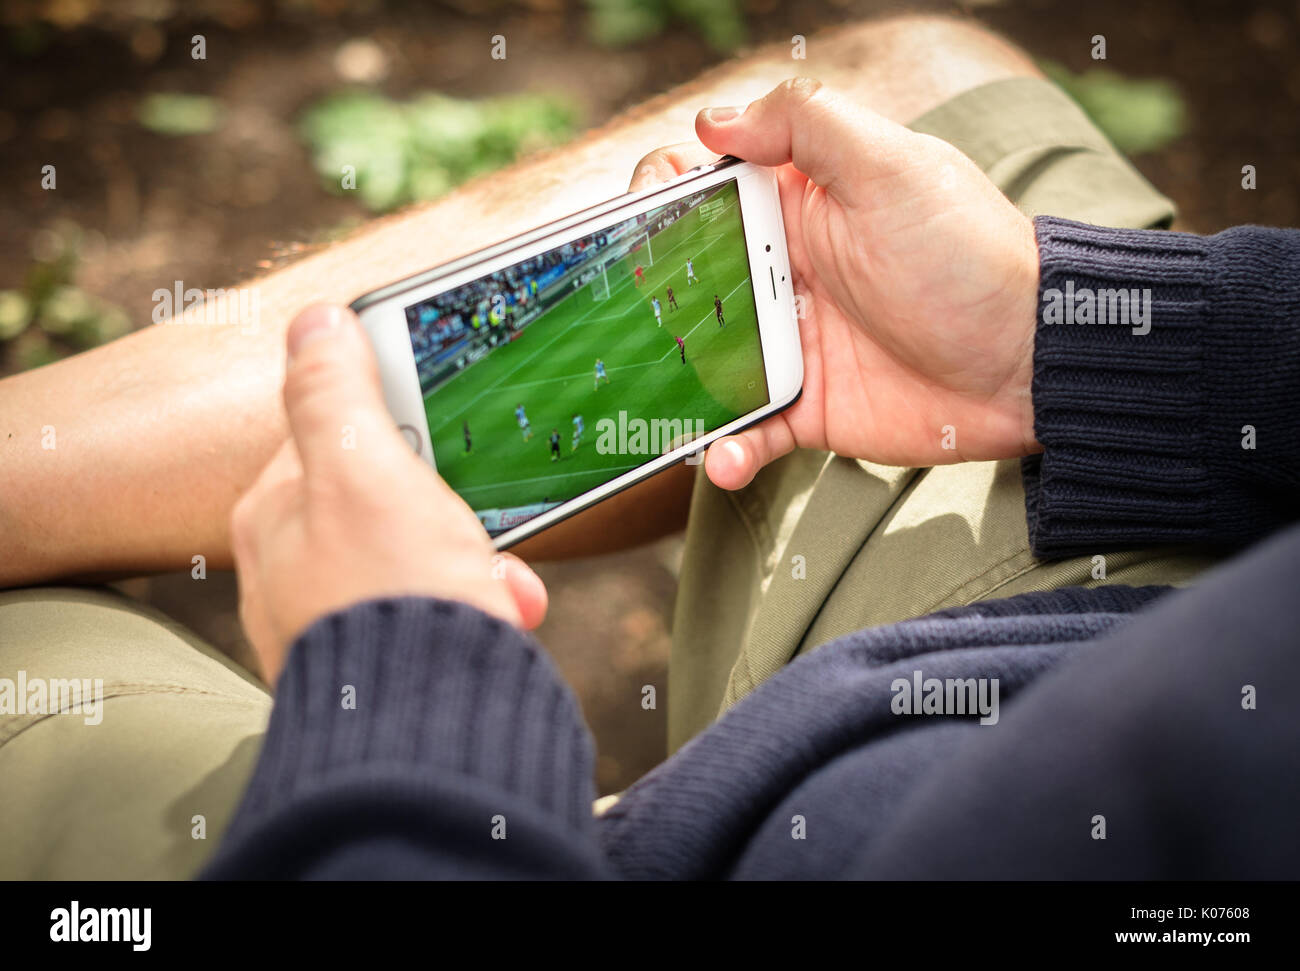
[635,147,667,170]
[779,77,825,106]
[630,148,675,190]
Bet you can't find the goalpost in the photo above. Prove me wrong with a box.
[588,230,654,303]
[630,230,653,269]
[590,269,611,302]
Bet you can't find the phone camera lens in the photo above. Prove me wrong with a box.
[765,244,771,252]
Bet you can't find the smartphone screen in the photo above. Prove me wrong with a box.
[402,177,770,536]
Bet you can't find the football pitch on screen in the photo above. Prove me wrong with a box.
[423,188,767,515]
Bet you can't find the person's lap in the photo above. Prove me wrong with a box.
[0,35,1216,878]
[0,587,269,878]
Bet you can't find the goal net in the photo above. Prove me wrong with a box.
[587,231,654,303]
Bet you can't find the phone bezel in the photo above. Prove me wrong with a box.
[351,157,802,549]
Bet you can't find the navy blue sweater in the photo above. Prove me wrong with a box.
[203,218,1300,880]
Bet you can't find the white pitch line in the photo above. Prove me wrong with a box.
[455,462,642,495]
[657,278,754,361]
[493,359,660,392]
[432,290,614,432]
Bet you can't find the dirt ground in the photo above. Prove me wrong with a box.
[3,0,1297,793]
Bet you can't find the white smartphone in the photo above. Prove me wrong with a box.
[351,156,802,548]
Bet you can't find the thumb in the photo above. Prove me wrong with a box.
[493,552,549,631]
[283,304,404,481]
[695,78,911,203]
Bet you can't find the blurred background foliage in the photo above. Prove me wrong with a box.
[0,0,1221,372]
[585,0,747,51]
[137,91,224,136]
[0,221,132,370]
[299,90,579,211]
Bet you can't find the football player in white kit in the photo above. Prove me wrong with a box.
[515,403,533,441]
[571,413,585,453]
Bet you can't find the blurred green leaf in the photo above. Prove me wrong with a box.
[13,331,62,371]
[39,286,96,336]
[138,93,223,136]
[671,0,746,52]
[585,0,669,48]
[584,0,746,51]
[4,223,137,371]
[0,290,32,341]
[1042,61,1186,155]
[300,90,579,212]
[76,305,132,346]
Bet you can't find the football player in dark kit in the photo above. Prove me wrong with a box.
[549,428,561,462]
[462,420,472,455]
[674,334,686,364]
[666,285,678,310]
[714,294,725,327]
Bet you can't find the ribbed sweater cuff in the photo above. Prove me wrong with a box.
[1024,215,1297,557]
[222,597,595,842]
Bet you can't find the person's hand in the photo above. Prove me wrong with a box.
[231,304,548,684]
[630,78,1041,490]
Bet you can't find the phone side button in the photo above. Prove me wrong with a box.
[398,424,422,456]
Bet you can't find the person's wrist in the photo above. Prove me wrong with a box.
[1005,213,1041,456]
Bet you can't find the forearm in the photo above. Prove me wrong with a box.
[0,90,700,585]
[1024,216,1300,556]
[0,63,709,587]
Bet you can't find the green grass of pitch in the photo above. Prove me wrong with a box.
[423,181,767,514]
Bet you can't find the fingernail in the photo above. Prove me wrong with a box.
[703,105,744,124]
[288,305,344,361]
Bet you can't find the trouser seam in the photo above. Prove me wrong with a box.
[0,685,269,749]
[917,547,1040,616]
